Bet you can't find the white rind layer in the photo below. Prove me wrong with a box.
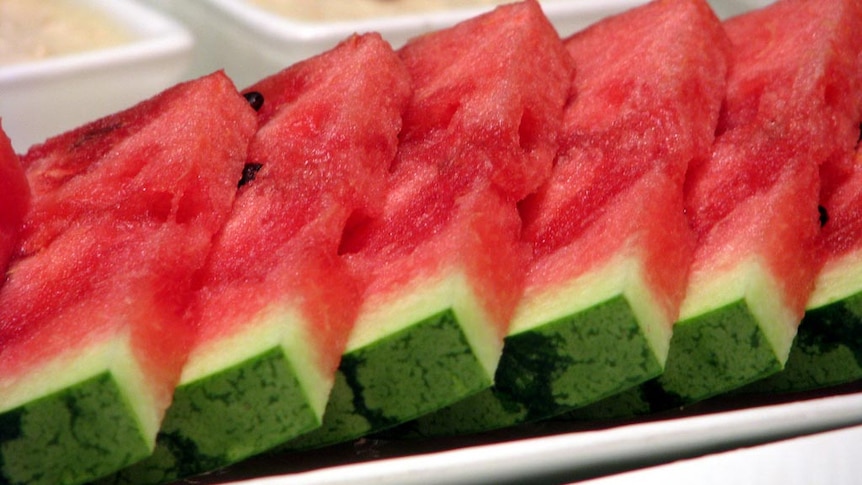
[347,269,502,379]
[510,249,673,369]
[179,303,330,419]
[680,257,798,365]
[0,330,157,448]
[807,248,862,310]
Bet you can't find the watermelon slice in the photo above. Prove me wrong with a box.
[573,0,862,418]
[745,134,862,393]
[105,34,412,484]
[407,0,729,435]
[0,121,29,276]
[287,0,574,449]
[0,71,256,485]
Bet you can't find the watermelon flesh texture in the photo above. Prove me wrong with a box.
[408,0,728,436]
[0,121,29,277]
[288,0,574,449]
[0,71,256,485]
[106,34,412,484]
[573,0,862,418]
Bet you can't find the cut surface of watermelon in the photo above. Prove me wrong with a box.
[0,71,256,485]
[0,121,29,277]
[107,34,412,484]
[409,0,729,435]
[288,0,575,449]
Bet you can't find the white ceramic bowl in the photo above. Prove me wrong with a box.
[144,0,649,89]
[0,0,194,152]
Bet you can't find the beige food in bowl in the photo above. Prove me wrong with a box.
[0,0,130,65]
[248,0,517,21]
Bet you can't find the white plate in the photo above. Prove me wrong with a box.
[579,416,862,485]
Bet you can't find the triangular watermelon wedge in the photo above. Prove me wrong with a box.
[407,0,729,436]
[0,72,256,485]
[105,34,412,484]
[287,0,575,449]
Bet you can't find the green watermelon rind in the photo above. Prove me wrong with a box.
[582,258,795,417]
[106,305,331,483]
[660,258,798,402]
[744,250,862,393]
[287,271,500,449]
[0,338,155,485]
[178,304,331,417]
[408,253,670,435]
[569,259,796,420]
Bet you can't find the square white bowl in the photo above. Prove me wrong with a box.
[0,0,194,152]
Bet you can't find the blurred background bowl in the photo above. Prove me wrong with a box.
[0,0,193,152]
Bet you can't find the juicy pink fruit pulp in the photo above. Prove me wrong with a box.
[340,0,575,336]
[820,149,862,259]
[192,34,412,376]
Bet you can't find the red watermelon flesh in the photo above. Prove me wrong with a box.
[686,0,862,241]
[0,121,29,277]
[654,0,862,405]
[410,0,728,435]
[194,34,410,368]
[0,71,256,485]
[522,0,726,262]
[108,33,413,483]
[288,0,574,449]
[819,151,862,264]
[204,32,410,378]
[390,0,573,203]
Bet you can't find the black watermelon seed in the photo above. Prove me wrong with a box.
[243,91,264,111]
[238,163,263,188]
[818,205,829,227]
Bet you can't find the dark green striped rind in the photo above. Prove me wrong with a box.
[569,298,784,420]
[0,372,149,485]
[405,295,664,436]
[103,347,319,485]
[287,308,493,449]
[659,298,783,401]
[742,291,862,393]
